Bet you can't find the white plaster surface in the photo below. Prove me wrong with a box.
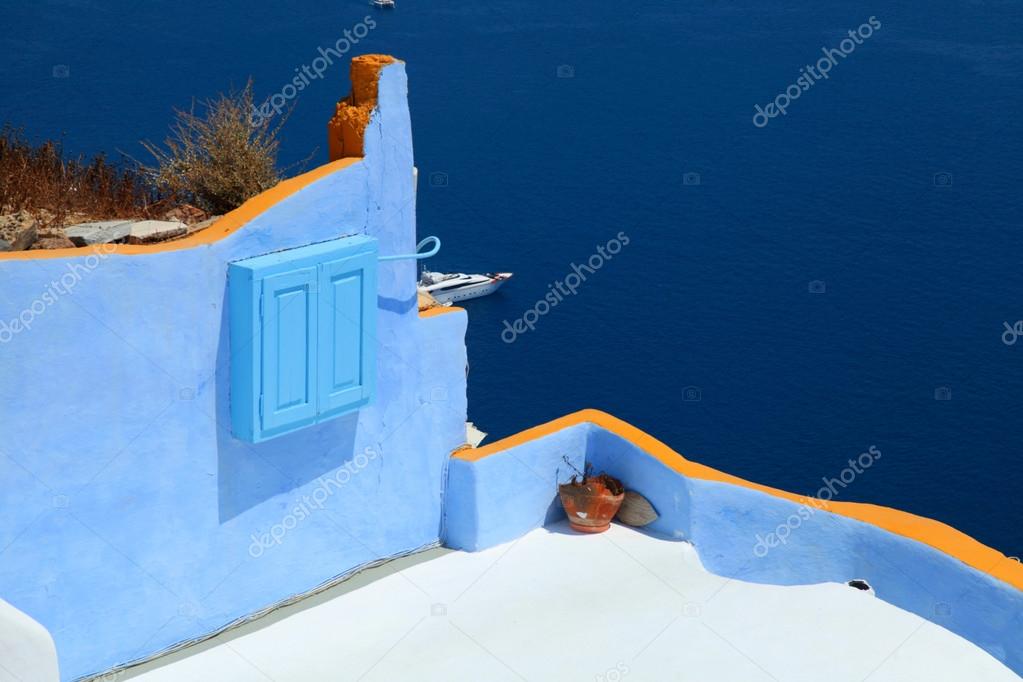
[0,598,59,682]
[128,523,1016,681]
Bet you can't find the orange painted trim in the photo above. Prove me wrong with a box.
[419,306,465,319]
[455,408,1023,592]
[0,158,363,262]
[329,55,399,160]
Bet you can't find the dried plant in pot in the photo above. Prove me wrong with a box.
[558,459,625,534]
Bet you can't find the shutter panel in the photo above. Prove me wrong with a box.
[317,250,377,418]
[261,267,318,432]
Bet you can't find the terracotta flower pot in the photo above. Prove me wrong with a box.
[558,480,625,534]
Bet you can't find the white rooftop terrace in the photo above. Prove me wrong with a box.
[124,522,1016,681]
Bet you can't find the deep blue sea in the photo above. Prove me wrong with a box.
[3,1,1021,555]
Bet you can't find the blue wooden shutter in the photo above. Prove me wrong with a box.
[229,235,378,443]
[261,267,318,433]
[317,250,377,418]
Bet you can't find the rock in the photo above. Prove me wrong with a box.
[163,204,209,225]
[126,220,188,244]
[30,237,76,250]
[65,220,133,246]
[0,239,11,252]
[15,225,38,250]
[616,491,658,527]
[188,215,222,234]
[0,211,39,251]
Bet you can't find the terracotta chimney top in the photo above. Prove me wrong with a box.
[328,54,399,160]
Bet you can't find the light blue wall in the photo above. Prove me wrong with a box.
[0,62,468,680]
[443,419,1023,675]
[444,424,589,550]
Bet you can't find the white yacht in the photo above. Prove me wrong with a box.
[419,271,512,304]
[372,0,395,7]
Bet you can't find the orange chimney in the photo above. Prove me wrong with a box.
[328,54,398,160]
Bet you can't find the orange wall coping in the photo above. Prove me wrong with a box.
[455,408,1023,593]
[419,306,465,319]
[0,158,362,262]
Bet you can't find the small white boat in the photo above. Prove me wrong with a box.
[418,271,512,304]
[372,0,395,7]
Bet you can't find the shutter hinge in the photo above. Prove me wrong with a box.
[259,394,264,418]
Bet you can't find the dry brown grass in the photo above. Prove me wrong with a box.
[0,125,157,229]
[1,81,294,239]
[141,81,285,215]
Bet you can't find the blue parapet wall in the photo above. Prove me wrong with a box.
[0,61,469,681]
[443,416,1023,675]
[444,423,590,550]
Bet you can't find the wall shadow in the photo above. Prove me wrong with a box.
[214,289,359,523]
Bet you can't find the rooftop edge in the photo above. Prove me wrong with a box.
[454,408,1023,593]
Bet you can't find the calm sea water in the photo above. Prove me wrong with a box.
[3,1,1021,555]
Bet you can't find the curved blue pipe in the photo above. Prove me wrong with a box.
[378,235,441,262]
